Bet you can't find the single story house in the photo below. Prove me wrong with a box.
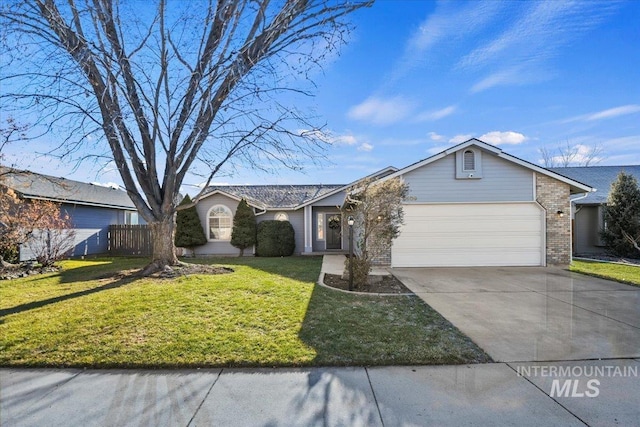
[549,165,640,256]
[1,168,140,260]
[194,139,593,267]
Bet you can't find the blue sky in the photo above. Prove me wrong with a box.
[3,0,640,192]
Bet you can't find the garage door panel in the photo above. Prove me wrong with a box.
[392,203,544,267]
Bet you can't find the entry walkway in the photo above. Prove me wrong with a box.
[320,254,389,276]
[3,361,639,426]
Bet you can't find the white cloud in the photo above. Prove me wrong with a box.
[428,132,445,141]
[386,1,506,85]
[469,66,549,93]
[459,1,618,70]
[416,105,457,122]
[546,144,604,166]
[449,134,473,144]
[459,1,619,92]
[586,104,640,121]
[357,142,373,152]
[479,131,527,145]
[347,96,414,125]
[560,104,640,123]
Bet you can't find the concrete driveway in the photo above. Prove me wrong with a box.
[392,266,640,362]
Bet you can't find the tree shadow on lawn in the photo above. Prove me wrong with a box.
[0,269,142,319]
[297,284,493,366]
[190,255,323,284]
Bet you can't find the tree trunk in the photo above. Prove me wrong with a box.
[141,214,179,275]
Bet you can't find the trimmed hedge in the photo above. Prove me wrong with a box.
[256,220,295,257]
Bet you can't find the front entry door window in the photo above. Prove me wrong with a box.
[326,214,342,250]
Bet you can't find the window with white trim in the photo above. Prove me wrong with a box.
[208,205,232,240]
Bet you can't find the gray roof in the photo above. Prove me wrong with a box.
[1,167,136,210]
[549,165,640,205]
[200,184,345,209]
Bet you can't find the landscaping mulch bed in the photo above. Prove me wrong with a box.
[323,273,413,294]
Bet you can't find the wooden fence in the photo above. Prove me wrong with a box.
[109,225,152,256]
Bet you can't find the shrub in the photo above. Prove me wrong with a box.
[174,195,207,255]
[231,199,256,256]
[343,255,371,291]
[256,220,295,257]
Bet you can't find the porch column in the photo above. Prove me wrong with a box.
[304,205,313,253]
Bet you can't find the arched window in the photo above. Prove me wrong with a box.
[274,212,289,221]
[208,205,232,240]
[463,150,475,171]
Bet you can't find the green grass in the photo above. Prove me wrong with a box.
[571,259,640,286]
[0,256,490,368]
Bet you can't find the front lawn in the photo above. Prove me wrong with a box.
[0,256,490,368]
[571,259,640,286]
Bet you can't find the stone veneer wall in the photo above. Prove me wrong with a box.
[536,173,571,265]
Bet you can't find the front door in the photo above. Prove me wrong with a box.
[326,214,342,250]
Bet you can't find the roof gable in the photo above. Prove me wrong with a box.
[382,138,594,194]
[198,184,345,209]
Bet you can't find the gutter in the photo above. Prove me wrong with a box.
[570,188,596,204]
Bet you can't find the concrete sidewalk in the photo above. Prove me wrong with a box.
[321,254,389,276]
[2,361,639,426]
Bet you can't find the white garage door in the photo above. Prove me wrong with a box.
[392,203,545,267]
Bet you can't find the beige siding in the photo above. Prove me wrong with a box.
[258,209,305,254]
[403,152,534,203]
[194,193,241,256]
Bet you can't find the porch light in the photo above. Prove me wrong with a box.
[557,210,564,217]
[347,216,355,226]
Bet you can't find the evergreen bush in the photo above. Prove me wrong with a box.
[256,220,295,257]
[600,172,640,258]
[174,195,207,255]
[230,199,257,256]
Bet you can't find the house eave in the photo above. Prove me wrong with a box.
[21,194,137,210]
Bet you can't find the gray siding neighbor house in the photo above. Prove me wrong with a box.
[550,165,640,255]
[193,139,593,266]
[1,168,139,260]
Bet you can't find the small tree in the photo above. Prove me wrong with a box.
[26,211,76,266]
[174,195,207,257]
[343,177,409,289]
[1,186,76,264]
[601,172,640,258]
[231,199,256,257]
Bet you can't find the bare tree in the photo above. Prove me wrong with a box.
[0,0,372,272]
[342,177,408,289]
[539,140,605,168]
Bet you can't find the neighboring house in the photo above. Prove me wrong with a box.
[550,165,640,255]
[194,139,593,266]
[1,168,139,260]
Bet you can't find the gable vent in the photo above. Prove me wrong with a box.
[463,150,475,171]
